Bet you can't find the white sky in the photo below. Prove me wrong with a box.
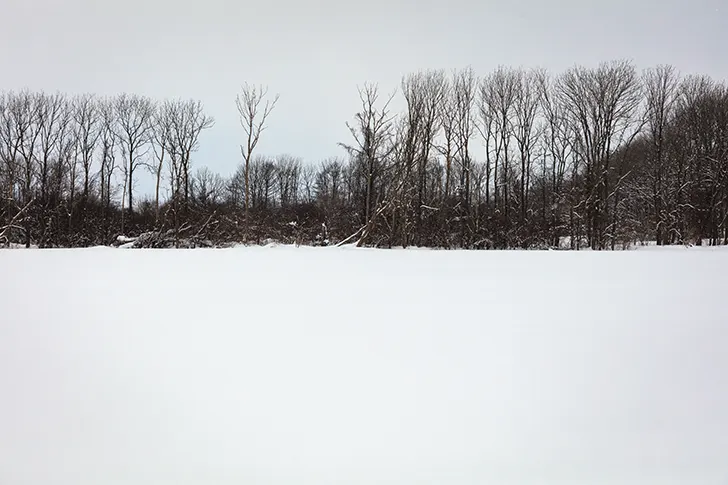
[1,0,727,194]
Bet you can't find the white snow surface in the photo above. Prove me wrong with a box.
[1,245,727,485]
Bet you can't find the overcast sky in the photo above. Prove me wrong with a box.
[1,0,726,193]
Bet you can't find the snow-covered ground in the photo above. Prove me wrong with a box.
[1,246,727,485]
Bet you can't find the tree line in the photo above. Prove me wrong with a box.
[1,60,727,249]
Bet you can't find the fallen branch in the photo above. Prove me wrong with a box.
[336,225,365,247]
[195,210,218,239]
[0,198,34,246]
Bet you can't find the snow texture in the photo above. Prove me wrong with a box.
[1,246,727,485]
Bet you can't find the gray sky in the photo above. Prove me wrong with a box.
[1,0,727,193]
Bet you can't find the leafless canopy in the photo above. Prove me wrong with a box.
[236,83,279,222]
[1,59,728,250]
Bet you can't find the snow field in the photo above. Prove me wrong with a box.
[1,245,727,485]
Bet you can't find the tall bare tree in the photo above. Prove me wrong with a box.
[149,101,167,224]
[339,83,396,242]
[414,70,447,242]
[439,78,457,202]
[236,83,279,226]
[537,70,575,247]
[98,98,117,215]
[486,67,518,221]
[395,74,427,246]
[512,69,543,242]
[73,94,101,200]
[477,79,497,213]
[153,98,213,240]
[453,67,477,242]
[556,60,643,249]
[10,91,42,247]
[162,99,214,213]
[453,68,477,205]
[643,65,680,245]
[36,93,69,204]
[0,91,22,228]
[114,93,154,218]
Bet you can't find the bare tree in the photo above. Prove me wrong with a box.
[556,60,643,249]
[0,91,22,228]
[643,65,680,245]
[161,98,214,213]
[98,98,118,214]
[395,74,427,246]
[315,158,345,209]
[72,94,101,200]
[250,155,278,210]
[150,98,214,242]
[483,67,518,222]
[275,154,301,207]
[476,80,497,212]
[438,78,457,202]
[339,83,396,243]
[236,83,279,226]
[114,93,154,219]
[165,127,185,245]
[59,114,79,243]
[191,167,225,208]
[408,70,447,243]
[36,93,69,204]
[674,75,728,245]
[149,101,167,224]
[9,91,43,247]
[537,70,575,247]
[453,67,477,241]
[385,70,448,246]
[512,69,542,238]
[301,164,317,204]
